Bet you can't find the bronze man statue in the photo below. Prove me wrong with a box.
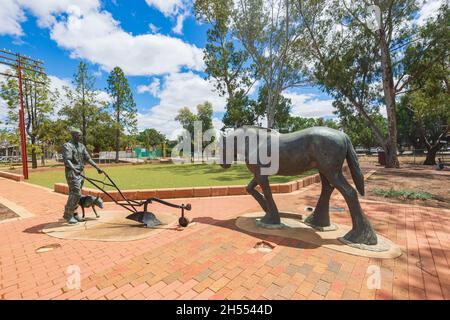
[62,127,103,224]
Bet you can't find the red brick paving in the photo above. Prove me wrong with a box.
[0,170,449,300]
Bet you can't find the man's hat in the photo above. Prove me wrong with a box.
[69,127,82,134]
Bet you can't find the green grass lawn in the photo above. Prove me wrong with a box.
[27,163,317,190]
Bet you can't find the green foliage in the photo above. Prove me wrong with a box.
[196,101,214,132]
[137,128,166,150]
[175,101,214,136]
[196,0,306,128]
[285,116,338,133]
[0,129,19,146]
[195,0,252,98]
[398,5,449,163]
[294,0,432,167]
[372,188,432,200]
[106,67,137,160]
[252,85,292,130]
[222,85,292,130]
[0,61,56,168]
[334,100,388,148]
[222,90,257,128]
[38,119,70,153]
[59,61,111,147]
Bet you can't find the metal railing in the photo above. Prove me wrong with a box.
[0,156,21,164]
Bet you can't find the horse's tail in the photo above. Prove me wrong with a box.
[345,135,365,196]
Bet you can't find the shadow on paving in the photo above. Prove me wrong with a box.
[191,215,350,250]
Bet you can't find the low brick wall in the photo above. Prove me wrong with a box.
[0,171,24,182]
[53,166,350,202]
[53,172,322,202]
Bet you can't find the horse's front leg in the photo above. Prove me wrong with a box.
[258,175,281,225]
[246,177,268,212]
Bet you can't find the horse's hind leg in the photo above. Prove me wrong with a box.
[327,171,377,245]
[305,173,334,228]
[246,177,268,212]
[258,175,281,225]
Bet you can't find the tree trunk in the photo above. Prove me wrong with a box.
[423,146,439,165]
[267,88,274,128]
[115,105,120,163]
[82,76,87,146]
[41,144,46,166]
[82,108,87,146]
[383,141,397,169]
[30,137,37,169]
[378,29,399,168]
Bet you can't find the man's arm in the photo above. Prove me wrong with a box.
[61,143,78,172]
[83,146,103,174]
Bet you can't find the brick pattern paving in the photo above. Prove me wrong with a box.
[0,173,449,300]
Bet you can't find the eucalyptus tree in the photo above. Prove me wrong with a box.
[60,61,107,146]
[0,62,55,168]
[106,67,137,162]
[196,0,307,128]
[293,0,447,168]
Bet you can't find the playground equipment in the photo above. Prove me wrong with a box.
[80,171,191,227]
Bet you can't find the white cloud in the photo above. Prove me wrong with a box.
[283,91,336,118]
[17,0,99,28]
[145,0,184,17]
[137,72,226,138]
[137,78,161,96]
[212,117,225,132]
[0,0,26,36]
[0,65,13,127]
[1,1,203,76]
[172,13,187,35]
[0,98,9,127]
[146,0,190,35]
[417,0,445,26]
[148,23,160,34]
[49,6,204,76]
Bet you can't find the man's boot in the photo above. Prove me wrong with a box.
[73,213,85,222]
[67,216,78,224]
[64,208,78,224]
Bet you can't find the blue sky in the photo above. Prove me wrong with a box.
[0,0,442,137]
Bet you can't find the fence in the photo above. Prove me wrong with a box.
[355,148,450,165]
[0,156,21,164]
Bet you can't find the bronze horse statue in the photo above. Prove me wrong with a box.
[220,126,377,245]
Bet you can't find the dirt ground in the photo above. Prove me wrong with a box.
[0,203,19,221]
[358,154,427,166]
[363,165,450,209]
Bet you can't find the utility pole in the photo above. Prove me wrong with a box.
[0,49,45,179]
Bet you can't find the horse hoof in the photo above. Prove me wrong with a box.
[343,229,378,245]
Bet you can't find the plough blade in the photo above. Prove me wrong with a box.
[126,211,162,227]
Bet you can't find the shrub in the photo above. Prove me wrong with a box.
[372,187,432,200]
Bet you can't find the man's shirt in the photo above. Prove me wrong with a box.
[62,141,92,171]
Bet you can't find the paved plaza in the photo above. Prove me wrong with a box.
[0,167,448,300]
